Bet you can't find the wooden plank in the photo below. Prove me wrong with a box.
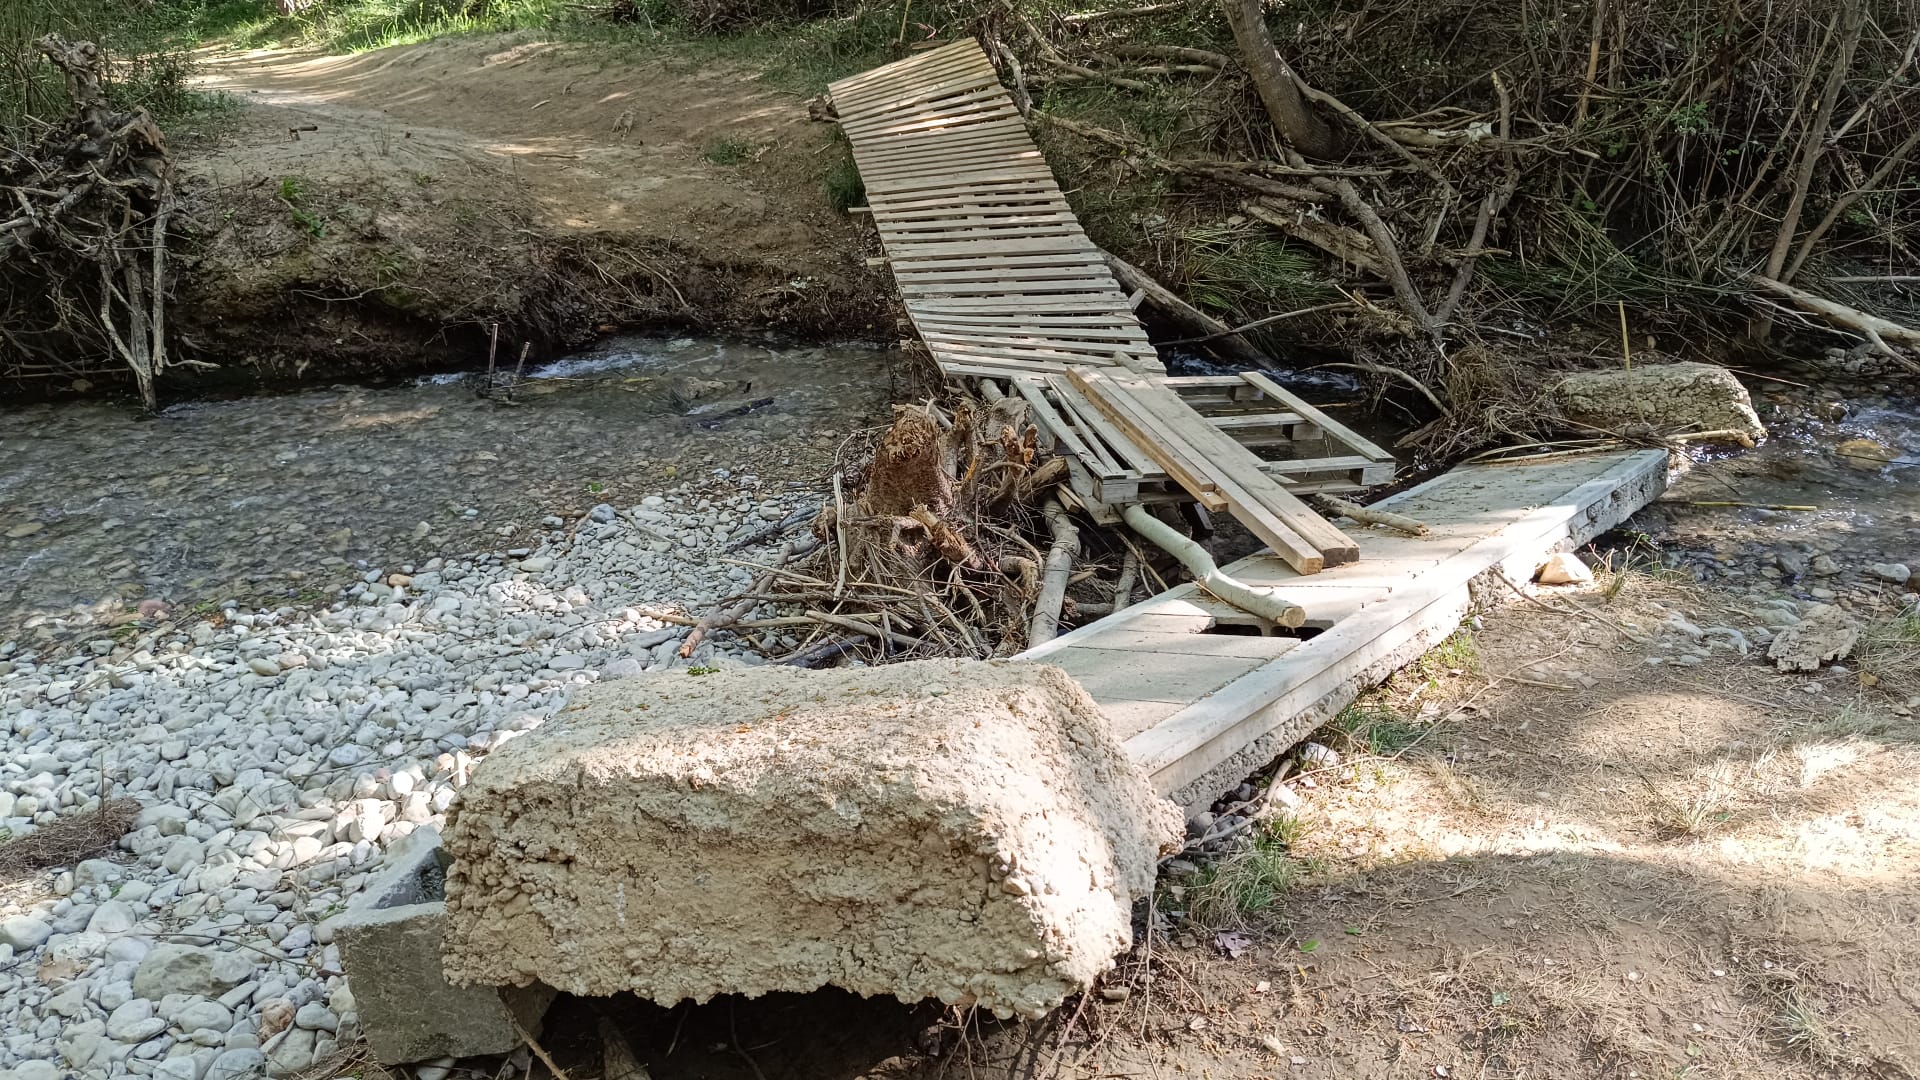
[1206,411,1307,430]
[852,128,1036,167]
[909,309,1139,325]
[883,235,1099,259]
[1124,451,1669,797]
[936,359,1086,378]
[865,167,1056,196]
[1102,371,1355,566]
[1093,698,1189,741]
[1077,628,1304,660]
[1068,367,1230,513]
[1031,383,1130,478]
[1047,647,1267,707]
[1010,378,1127,480]
[832,66,1000,113]
[1044,376,1162,475]
[872,197,1071,223]
[1239,370,1394,464]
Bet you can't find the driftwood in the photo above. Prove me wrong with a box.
[779,397,1068,661]
[1120,504,1305,627]
[1028,499,1081,647]
[1315,494,1430,536]
[1,36,202,407]
[1750,276,1920,369]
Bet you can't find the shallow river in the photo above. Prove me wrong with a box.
[1,341,1913,652]
[0,337,903,649]
[1634,371,1919,603]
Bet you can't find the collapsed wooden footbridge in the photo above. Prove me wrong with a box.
[829,41,1667,808]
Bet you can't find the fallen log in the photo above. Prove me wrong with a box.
[1750,276,1920,369]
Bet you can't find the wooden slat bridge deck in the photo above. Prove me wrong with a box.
[1019,449,1670,810]
[829,41,1395,575]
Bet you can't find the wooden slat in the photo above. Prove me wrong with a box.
[1011,378,1128,480]
[1103,370,1358,565]
[1044,376,1161,475]
[1068,367,1229,513]
[1239,371,1395,464]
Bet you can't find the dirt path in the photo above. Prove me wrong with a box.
[175,34,892,382]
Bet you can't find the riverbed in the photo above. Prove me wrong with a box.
[0,337,904,650]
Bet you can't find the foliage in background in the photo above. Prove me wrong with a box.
[1,0,205,136]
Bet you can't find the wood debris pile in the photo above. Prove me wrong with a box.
[1,35,201,408]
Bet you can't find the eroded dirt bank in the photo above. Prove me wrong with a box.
[171,35,895,386]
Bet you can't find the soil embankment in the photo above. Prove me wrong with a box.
[174,35,895,385]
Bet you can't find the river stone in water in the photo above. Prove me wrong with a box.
[1552,362,1766,444]
[439,658,1182,1020]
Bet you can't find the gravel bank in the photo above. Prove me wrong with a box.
[0,474,816,1079]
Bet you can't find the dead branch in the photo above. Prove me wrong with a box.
[1783,123,1920,283]
[1325,178,1437,333]
[1035,56,1155,93]
[1436,72,1518,328]
[1160,302,1357,346]
[1102,249,1272,368]
[1059,2,1184,26]
[1749,276,1920,369]
[1104,44,1231,68]
[1764,1,1867,286]
[1315,494,1429,536]
[1314,361,1448,413]
[1240,200,1387,278]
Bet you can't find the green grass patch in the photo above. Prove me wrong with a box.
[1331,701,1424,756]
[1182,222,1334,324]
[702,135,755,165]
[822,147,864,212]
[1182,817,1313,927]
[1414,626,1481,680]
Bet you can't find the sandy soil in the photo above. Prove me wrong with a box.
[174,34,896,382]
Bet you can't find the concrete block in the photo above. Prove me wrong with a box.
[331,827,554,1065]
[440,658,1182,1019]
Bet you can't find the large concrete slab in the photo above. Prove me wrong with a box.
[1021,449,1670,809]
[438,659,1183,1020]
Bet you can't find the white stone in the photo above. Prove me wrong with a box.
[1535,552,1593,585]
[0,915,51,951]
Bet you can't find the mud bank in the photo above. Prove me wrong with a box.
[151,35,897,394]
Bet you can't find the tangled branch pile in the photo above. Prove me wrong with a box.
[1,35,198,407]
[778,394,1075,660]
[994,0,1919,445]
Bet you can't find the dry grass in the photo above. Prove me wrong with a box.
[0,798,139,881]
[290,1039,395,1080]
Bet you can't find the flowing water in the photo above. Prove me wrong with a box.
[1,339,1913,652]
[0,337,905,649]
[1629,374,1919,601]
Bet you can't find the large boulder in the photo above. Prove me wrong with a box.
[439,659,1181,1019]
[1552,362,1766,445]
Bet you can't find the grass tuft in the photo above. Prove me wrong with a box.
[1331,701,1424,756]
[1183,818,1311,928]
[702,135,755,166]
[0,798,140,881]
[822,149,864,213]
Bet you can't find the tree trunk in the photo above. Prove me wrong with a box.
[1219,0,1339,159]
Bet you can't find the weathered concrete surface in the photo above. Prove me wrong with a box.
[439,659,1182,1019]
[331,828,555,1064]
[1553,362,1766,444]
